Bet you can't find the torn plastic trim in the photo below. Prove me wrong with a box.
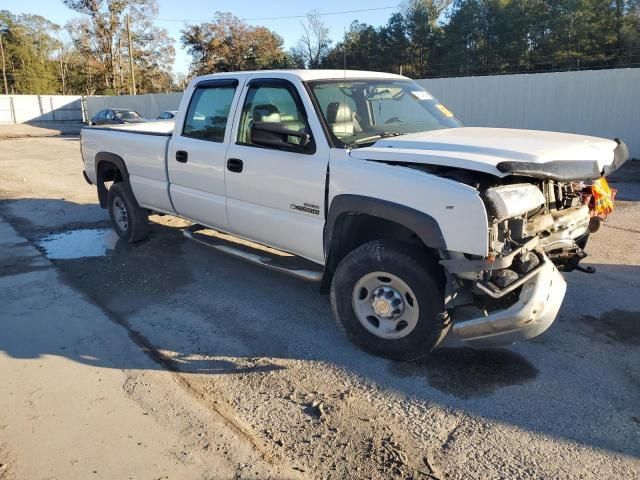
[603,139,630,177]
[496,160,601,181]
[496,139,630,181]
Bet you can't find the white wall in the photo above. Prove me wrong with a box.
[87,93,183,121]
[417,68,640,159]
[0,95,85,124]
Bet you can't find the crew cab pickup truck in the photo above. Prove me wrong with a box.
[80,69,629,360]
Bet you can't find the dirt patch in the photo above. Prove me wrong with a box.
[390,347,539,399]
[579,309,640,346]
[0,443,14,480]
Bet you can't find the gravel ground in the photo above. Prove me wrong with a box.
[0,136,638,479]
[0,122,83,138]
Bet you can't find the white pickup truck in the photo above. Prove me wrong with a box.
[80,69,628,360]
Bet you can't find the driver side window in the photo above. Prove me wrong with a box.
[237,83,311,151]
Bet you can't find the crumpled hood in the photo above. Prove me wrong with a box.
[349,127,626,180]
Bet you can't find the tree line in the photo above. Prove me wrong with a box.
[321,0,640,78]
[185,0,640,78]
[1,0,639,95]
[1,0,175,95]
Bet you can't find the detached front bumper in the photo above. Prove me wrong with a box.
[452,256,566,346]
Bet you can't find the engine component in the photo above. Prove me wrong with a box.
[512,251,540,274]
[490,269,520,289]
[485,183,546,222]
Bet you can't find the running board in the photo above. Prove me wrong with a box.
[183,226,323,282]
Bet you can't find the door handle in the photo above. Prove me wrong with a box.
[227,158,243,173]
[175,150,188,163]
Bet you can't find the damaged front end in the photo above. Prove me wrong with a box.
[441,158,625,346]
[354,127,630,346]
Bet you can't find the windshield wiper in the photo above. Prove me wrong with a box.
[353,131,404,145]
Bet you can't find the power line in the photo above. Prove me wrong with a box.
[153,5,401,23]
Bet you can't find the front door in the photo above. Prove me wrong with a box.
[224,78,329,263]
[167,79,241,230]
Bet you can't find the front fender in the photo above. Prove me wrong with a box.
[324,195,447,258]
[328,156,490,257]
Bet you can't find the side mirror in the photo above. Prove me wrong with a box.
[250,122,312,152]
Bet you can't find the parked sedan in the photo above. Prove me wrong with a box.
[89,109,146,126]
[157,110,179,120]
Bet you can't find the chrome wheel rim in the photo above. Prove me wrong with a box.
[113,197,129,231]
[352,271,419,340]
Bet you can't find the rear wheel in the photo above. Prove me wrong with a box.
[330,240,449,361]
[107,182,149,242]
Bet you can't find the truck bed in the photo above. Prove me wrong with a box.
[85,121,174,136]
[81,122,175,214]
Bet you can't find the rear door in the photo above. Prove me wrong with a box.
[167,79,241,230]
[224,77,329,263]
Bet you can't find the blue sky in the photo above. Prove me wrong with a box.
[5,0,400,75]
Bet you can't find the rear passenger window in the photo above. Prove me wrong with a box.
[183,84,237,142]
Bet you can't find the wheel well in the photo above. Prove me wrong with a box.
[320,213,441,293]
[95,153,128,208]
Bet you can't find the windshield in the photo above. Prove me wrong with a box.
[115,110,142,120]
[309,79,461,148]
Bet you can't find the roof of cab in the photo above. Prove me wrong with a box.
[190,69,409,84]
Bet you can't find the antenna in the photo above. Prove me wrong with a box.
[343,26,348,150]
[343,26,347,71]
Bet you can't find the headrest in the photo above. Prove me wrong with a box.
[253,104,280,123]
[327,102,353,124]
[206,115,226,126]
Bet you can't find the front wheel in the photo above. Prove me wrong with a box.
[107,182,149,242]
[330,240,450,361]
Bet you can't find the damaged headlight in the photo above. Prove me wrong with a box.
[485,184,546,221]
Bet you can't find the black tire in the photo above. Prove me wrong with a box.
[107,182,149,242]
[330,240,450,361]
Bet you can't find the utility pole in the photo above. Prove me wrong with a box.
[126,14,136,95]
[59,56,66,95]
[0,32,8,95]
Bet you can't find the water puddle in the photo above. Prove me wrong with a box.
[37,228,119,259]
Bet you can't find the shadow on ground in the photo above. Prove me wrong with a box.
[0,122,83,138]
[1,196,639,460]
